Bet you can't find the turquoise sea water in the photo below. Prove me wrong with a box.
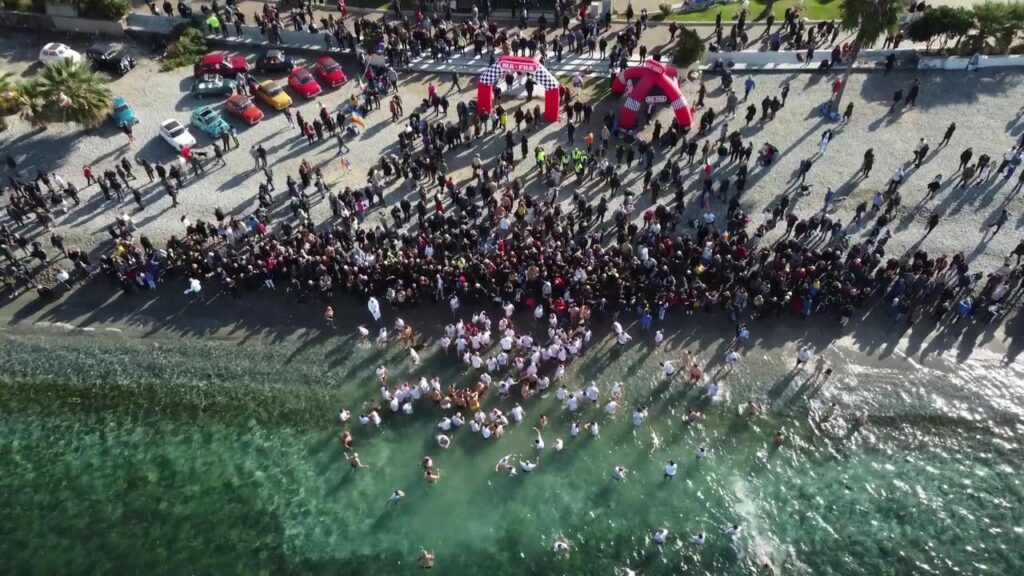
[1,327,1022,575]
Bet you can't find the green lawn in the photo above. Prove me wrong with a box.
[666,0,842,23]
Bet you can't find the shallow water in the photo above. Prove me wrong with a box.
[1,326,1022,575]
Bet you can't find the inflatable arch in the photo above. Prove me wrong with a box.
[477,55,560,123]
[611,59,693,130]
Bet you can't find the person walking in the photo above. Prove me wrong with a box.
[940,122,956,147]
[986,209,1009,236]
[958,147,973,172]
[905,79,921,107]
[861,148,875,177]
[914,139,930,167]
[925,211,940,237]
[743,76,755,102]
[450,71,461,92]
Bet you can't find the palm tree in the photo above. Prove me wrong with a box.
[833,0,902,109]
[33,59,113,128]
[0,71,16,131]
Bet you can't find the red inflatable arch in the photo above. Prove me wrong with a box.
[611,59,693,130]
[477,55,560,123]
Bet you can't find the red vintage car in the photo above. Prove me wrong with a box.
[193,52,248,77]
[313,56,347,88]
[225,94,265,125]
[288,67,322,99]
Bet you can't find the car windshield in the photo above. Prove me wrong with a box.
[199,110,215,120]
[167,124,185,137]
[265,84,281,95]
[297,72,312,83]
[114,104,129,115]
[238,100,253,111]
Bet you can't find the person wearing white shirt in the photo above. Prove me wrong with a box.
[653,528,669,545]
[664,460,677,479]
[585,382,600,402]
[605,400,618,416]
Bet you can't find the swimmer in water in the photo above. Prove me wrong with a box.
[613,465,628,480]
[341,430,354,449]
[436,434,451,449]
[725,524,743,540]
[417,549,435,569]
[652,527,669,545]
[347,452,368,469]
[744,400,762,418]
[339,409,351,423]
[387,489,405,506]
[552,539,570,554]
[664,459,677,479]
[495,454,516,475]
[532,427,546,451]
[691,532,706,547]
[649,430,661,454]
[553,438,564,452]
[424,468,442,483]
[537,414,548,428]
[422,456,434,470]
[773,430,785,447]
[586,421,600,437]
[696,446,707,460]
[520,458,538,473]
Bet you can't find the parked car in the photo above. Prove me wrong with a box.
[225,94,264,125]
[254,49,295,74]
[39,43,82,65]
[288,67,322,99]
[253,79,292,110]
[190,106,231,137]
[85,42,136,76]
[313,57,347,88]
[193,52,248,77]
[191,74,237,98]
[110,96,138,127]
[159,118,196,150]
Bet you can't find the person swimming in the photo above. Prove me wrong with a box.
[533,427,546,451]
[422,456,434,470]
[649,431,661,454]
[417,549,435,569]
[553,438,564,452]
[519,458,537,473]
[652,527,669,545]
[692,532,706,547]
[388,489,405,506]
[436,434,451,449]
[725,524,743,540]
[696,447,707,460]
[341,430,354,449]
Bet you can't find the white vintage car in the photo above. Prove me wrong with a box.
[39,43,83,65]
[158,118,197,150]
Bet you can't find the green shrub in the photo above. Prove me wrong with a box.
[906,6,973,51]
[52,0,130,20]
[658,3,672,16]
[1,0,44,12]
[671,27,705,68]
[160,26,208,72]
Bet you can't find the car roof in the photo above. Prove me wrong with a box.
[201,53,224,64]
[88,42,115,53]
[162,118,182,127]
[318,57,338,65]
[42,42,66,50]
[265,49,284,58]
